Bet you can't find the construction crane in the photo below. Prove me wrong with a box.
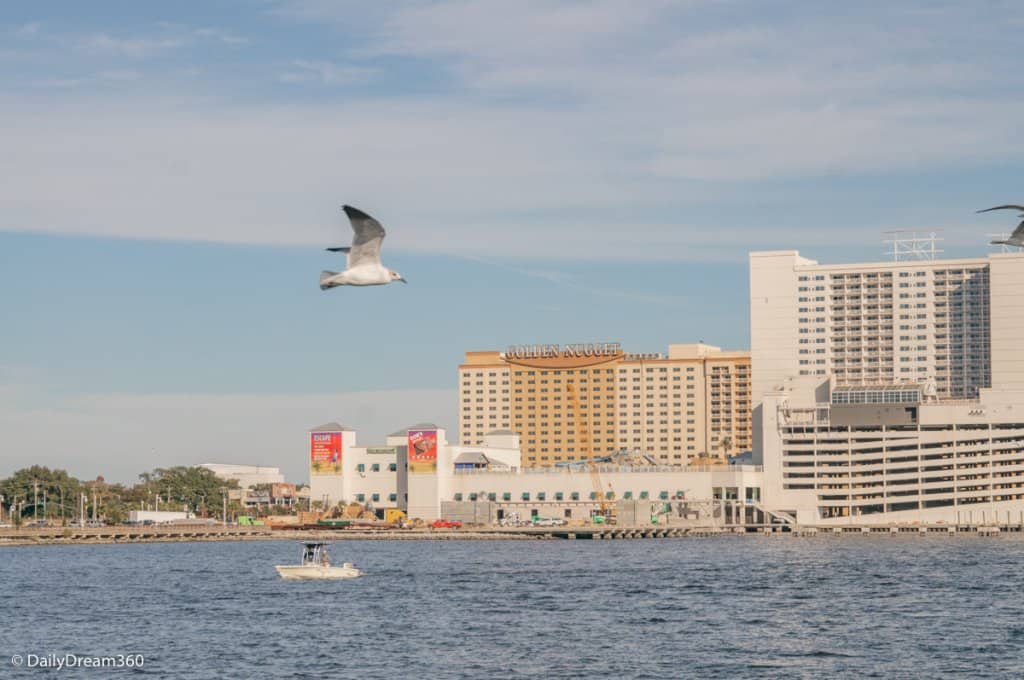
[566,381,615,524]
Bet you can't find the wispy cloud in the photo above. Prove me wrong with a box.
[277,59,373,85]
[192,27,249,45]
[14,21,41,38]
[72,24,250,58]
[83,33,186,57]
[31,69,141,90]
[2,2,1023,259]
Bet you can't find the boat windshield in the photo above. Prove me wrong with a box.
[301,543,329,566]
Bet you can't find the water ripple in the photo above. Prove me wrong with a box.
[2,538,1024,678]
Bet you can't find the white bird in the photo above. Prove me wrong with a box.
[978,205,1024,248]
[320,205,407,290]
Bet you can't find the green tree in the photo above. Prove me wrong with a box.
[97,483,133,524]
[137,466,239,515]
[0,466,83,523]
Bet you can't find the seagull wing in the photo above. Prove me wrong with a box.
[342,205,386,267]
[977,205,1024,214]
[1012,219,1024,241]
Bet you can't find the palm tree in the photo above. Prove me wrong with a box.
[718,436,733,461]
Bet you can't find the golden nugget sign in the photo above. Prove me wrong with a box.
[504,342,622,360]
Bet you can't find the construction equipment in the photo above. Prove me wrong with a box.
[566,382,616,524]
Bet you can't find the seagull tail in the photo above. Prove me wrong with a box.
[319,270,339,290]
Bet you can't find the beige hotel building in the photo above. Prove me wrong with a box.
[459,342,751,467]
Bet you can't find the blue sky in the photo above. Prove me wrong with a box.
[2,1,1023,482]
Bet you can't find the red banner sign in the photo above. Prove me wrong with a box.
[310,432,342,475]
[407,429,438,473]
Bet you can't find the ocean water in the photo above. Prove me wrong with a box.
[2,537,1024,679]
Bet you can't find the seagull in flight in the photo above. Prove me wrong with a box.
[978,205,1024,248]
[320,205,407,290]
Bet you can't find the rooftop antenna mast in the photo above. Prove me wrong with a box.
[883,230,943,262]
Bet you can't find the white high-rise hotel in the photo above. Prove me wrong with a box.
[750,250,1024,402]
[751,249,1024,524]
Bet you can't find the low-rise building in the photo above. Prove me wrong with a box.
[307,421,763,522]
[128,510,193,523]
[197,463,285,489]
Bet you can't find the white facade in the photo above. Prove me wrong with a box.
[308,425,524,519]
[308,428,397,511]
[306,423,761,522]
[449,465,763,516]
[989,254,1024,391]
[198,463,285,489]
[749,251,1024,404]
[129,510,193,523]
[751,249,1024,525]
[762,384,1024,525]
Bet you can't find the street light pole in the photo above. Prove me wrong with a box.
[222,487,227,525]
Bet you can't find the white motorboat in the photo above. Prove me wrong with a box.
[275,542,362,580]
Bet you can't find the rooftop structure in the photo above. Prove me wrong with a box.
[197,463,285,489]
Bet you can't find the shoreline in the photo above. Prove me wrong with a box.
[1,522,1021,546]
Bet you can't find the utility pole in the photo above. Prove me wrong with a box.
[92,486,98,521]
[42,489,47,522]
[221,487,227,525]
[33,481,38,521]
[80,493,86,527]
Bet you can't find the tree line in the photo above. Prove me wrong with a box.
[0,465,241,526]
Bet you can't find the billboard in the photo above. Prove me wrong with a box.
[310,432,342,475]
[407,429,438,473]
[271,483,296,499]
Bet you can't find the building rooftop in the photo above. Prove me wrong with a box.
[388,423,441,437]
[309,422,354,433]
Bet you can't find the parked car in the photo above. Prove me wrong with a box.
[532,517,567,527]
[429,519,462,529]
